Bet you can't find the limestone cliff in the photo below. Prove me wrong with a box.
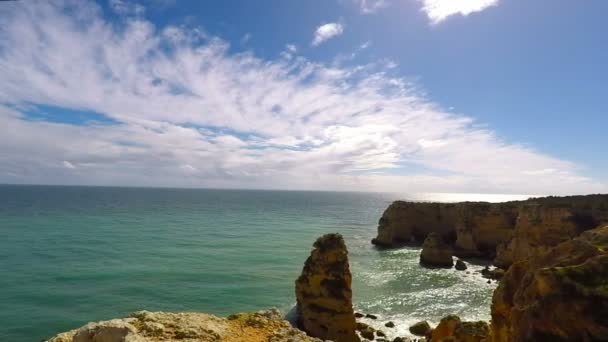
[45,309,320,342]
[372,195,608,268]
[295,233,360,342]
[490,225,608,341]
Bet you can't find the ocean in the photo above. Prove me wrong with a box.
[0,185,496,341]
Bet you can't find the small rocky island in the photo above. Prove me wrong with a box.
[45,194,608,342]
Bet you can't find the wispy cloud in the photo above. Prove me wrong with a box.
[0,0,603,194]
[358,0,388,14]
[420,0,499,24]
[311,22,344,46]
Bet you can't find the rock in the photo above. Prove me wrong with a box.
[392,338,409,342]
[365,313,378,319]
[46,310,321,342]
[491,225,608,342]
[355,312,365,318]
[481,266,505,281]
[430,315,461,341]
[372,195,608,264]
[295,233,360,342]
[430,315,489,342]
[453,321,490,342]
[385,321,395,328]
[376,330,386,337]
[455,259,467,271]
[409,321,431,337]
[359,327,375,340]
[420,232,454,268]
[356,322,370,331]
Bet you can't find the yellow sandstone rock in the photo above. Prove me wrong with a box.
[295,233,360,342]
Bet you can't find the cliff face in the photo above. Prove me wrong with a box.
[372,195,608,268]
[295,233,360,342]
[490,225,608,341]
[45,309,320,342]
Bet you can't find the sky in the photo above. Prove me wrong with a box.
[0,0,606,195]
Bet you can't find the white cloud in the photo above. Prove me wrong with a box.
[63,161,76,169]
[311,22,344,46]
[109,0,145,16]
[358,0,388,14]
[420,0,499,24]
[0,0,604,195]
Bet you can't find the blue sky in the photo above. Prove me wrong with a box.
[0,0,606,195]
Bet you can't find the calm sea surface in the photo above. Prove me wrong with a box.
[0,185,495,341]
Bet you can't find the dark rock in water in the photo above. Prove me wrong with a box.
[365,313,378,319]
[409,321,431,336]
[455,259,467,271]
[295,233,360,342]
[376,330,386,337]
[355,312,364,318]
[385,321,395,328]
[481,266,505,281]
[420,232,453,268]
[356,322,370,331]
[392,338,408,342]
[360,327,375,340]
[487,280,491,284]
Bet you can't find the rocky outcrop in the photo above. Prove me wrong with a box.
[372,195,608,268]
[420,232,454,268]
[46,309,320,342]
[490,225,608,341]
[295,233,360,342]
[429,315,489,342]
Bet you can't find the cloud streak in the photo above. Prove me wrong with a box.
[0,0,603,195]
[420,0,499,24]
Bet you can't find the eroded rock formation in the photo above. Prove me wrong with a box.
[372,195,608,268]
[491,225,608,341]
[420,232,454,268]
[295,233,360,342]
[46,310,320,342]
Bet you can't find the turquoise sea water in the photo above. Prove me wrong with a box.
[0,185,496,341]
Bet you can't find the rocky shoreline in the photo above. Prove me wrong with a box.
[45,194,608,342]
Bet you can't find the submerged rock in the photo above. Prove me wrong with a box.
[46,310,320,342]
[295,233,360,342]
[420,232,453,268]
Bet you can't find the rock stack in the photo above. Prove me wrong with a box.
[420,232,454,268]
[295,233,360,342]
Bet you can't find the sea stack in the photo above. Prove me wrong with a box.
[420,232,454,268]
[295,233,360,342]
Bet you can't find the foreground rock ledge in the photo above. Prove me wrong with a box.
[46,310,321,342]
[295,233,360,342]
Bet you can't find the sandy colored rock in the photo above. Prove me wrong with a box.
[420,232,453,268]
[491,225,608,342]
[373,195,608,268]
[295,233,360,342]
[46,310,320,342]
[429,315,488,342]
